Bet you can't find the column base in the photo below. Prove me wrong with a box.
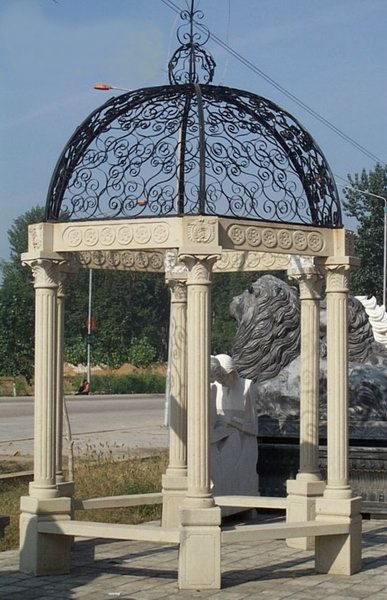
[315,496,362,575]
[56,481,75,498]
[178,506,221,590]
[161,472,187,528]
[286,479,325,550]
[19,496,72,576]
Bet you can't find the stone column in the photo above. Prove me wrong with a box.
[55,270,65,485]
[55,269,75,498]
[178,255,221,591]
[30,259,59,500]
[162,277,188,527]
[315,260,362,575]
[20,257,71,575]
[286,266,325,550]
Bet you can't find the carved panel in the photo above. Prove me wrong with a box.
[61,221,171,250]
[75,250,165,272]
[213,251,292,272]
[29,224,44,251]
[186,218,217,244]
[225,222,327,256]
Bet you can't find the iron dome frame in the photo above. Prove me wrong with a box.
[45,1,342,228]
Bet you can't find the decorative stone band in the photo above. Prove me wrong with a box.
[74,249,165,272]
[225,223,327,255]
[65,249,294,274]
[62,221,172,249]
[33,216,347,258]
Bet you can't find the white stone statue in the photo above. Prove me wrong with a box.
[356,295,387,348]
[210,354,259,514]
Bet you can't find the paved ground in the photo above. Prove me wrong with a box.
[0,395,168,457]
[0,519,387,599]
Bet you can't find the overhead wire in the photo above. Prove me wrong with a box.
[160,0,385,166]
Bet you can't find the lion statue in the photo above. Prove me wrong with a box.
[230,274,387,424]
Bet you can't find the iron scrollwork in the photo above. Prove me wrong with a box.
[45,0,342,228]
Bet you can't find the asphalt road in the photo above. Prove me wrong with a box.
[0,394,168,457]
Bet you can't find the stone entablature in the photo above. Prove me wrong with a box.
[27,216,352,262]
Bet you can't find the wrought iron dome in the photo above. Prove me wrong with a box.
[45,1,342,227]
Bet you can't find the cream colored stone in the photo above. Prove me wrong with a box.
[19,496,72,575]
[178,506,221,590]
[315,497,362,575]
[286,265,324,549]
[25,258,61,499]
[22,213,362,589]
[162,278,188,528]
[219,217,334,256]
[56,270,66,484]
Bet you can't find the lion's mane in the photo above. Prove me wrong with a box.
[230,275,300,383]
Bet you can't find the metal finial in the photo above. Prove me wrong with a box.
[168,0,216,85]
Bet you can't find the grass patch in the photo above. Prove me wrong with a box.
[0,451,168,552]
[81,373,166,395]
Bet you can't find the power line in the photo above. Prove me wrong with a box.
[160,0,385,165]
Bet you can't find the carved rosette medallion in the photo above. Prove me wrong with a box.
[65,228,82,247]
[107,251,121,267]
[149,253,164,270]
[122,251,135,268]
[228,224,245,245]
[152,223,170,244]
[246,227,261,247]
[262,229,277,248]
[100,227,116,246]
[292,230,308,251]
[277,230,292,250]
[117,225,133,245]
[307,232,324,252]
[135,252,149,269]
[84,228,99,247]
[134,224,151,244]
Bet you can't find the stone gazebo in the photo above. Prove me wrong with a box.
[19,2,362,591]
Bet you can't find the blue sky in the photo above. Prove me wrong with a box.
[0,0,386,261]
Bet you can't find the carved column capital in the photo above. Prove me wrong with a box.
[324,263,351,294]
[288,268,323,300]
[168,279,187,303]
[180,254,220,285]
[23,258,67,290]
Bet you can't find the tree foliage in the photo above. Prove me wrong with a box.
[343,164,387,302]
[0,206,272,378]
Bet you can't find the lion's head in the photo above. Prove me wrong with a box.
[230,275,300,383]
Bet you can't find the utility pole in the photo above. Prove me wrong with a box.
[87,269,93,384]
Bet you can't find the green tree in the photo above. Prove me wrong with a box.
[343,164,387,302]
[0,206,45,381]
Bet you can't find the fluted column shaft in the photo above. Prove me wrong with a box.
[184,256,215,508]
[324,265,351,499]
[55,272,66,484]
[297,273,322,480]
[166,279,187,474]
[29,259,59,499]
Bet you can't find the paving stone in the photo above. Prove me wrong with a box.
[1,520,387,598]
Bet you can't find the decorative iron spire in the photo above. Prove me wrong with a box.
[168,0,216,84]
